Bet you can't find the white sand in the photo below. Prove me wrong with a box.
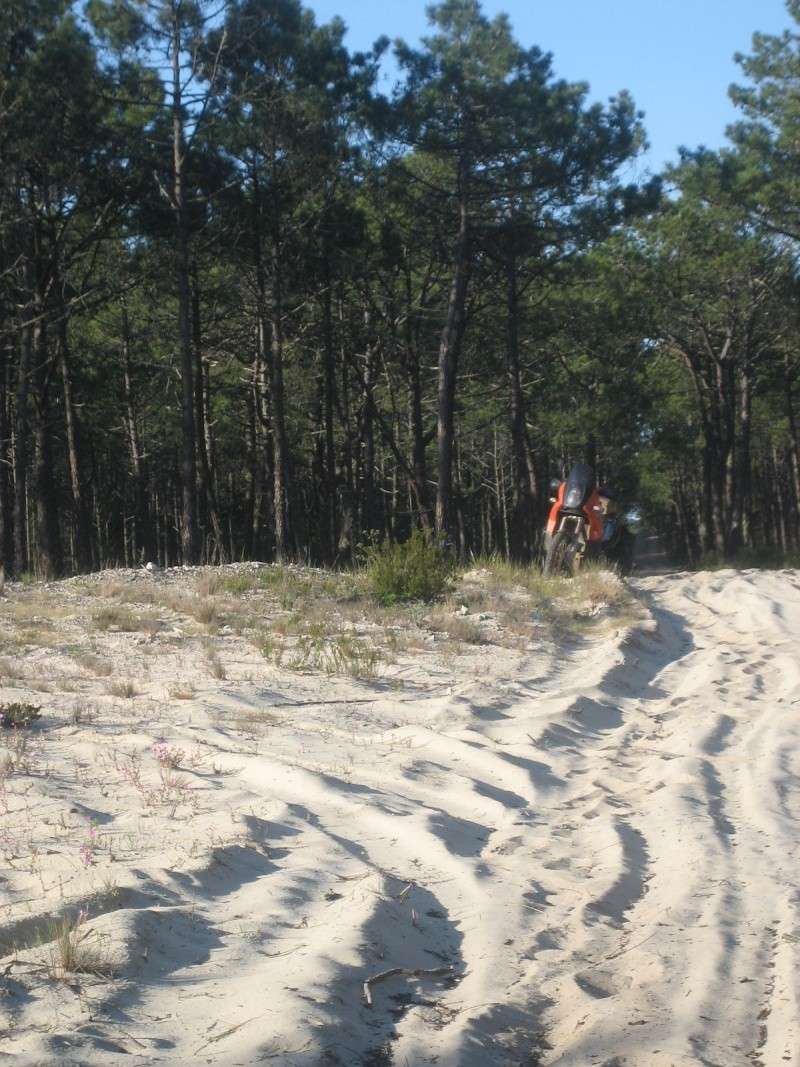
[1,568,800,1065]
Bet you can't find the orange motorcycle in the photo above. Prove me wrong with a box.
[542,463,631,576]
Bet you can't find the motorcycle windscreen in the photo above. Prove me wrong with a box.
[563,462,595,510]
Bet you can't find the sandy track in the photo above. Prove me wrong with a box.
[3,569,800,1066]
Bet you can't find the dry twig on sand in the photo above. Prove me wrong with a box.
[362,965,454,1007]
[193,1017,258,1055]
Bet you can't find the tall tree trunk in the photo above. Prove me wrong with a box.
[201,348,222,555]
[674,476,695,563]
[191,266,223,560]
[435,188,470,537]
[719,360,737,553]
[250,163,269,558]
[121,304,155,563]
[246,365,262,557]
[265,160,291,562]
[57,318,92,571]
[732,361,752,552]
[704,371,727,556]
[337,305,355,555]
[0,337,12,572]
[402,270,431,531]
[702,429,725,557]
[31,314,62,578]
[13,307,33,576]
[505,253,538,560]
[407,350,431,532]
[773,448,789,551]
[321,246,337,560]
[171,9,199,564]
[494,429,510,558]
[784,353,800,549]
[361,335,377,535]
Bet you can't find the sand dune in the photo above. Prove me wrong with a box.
[2,568,800,1065]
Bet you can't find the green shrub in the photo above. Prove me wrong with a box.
[365,531,453,605]
[0,702,41,728]
[219,573,254,595]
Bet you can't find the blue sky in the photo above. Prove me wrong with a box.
[309,0,793,173]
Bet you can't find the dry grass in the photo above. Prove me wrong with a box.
[83,580,158,607]
[11,625,60,648]
[425,609,485,645]
[321,635,384,679]
[92,605,160,634]
[0,729,38,776]
[25,678,53,693]
[384,628,428,655]
[257,632,284,667]
[271,605,339,639]
[194,572,223,598]
[192,598,219,627]
[257,629,385,680]
[73,651,114,677]
[0,633,24,655]
[151,588,220,630]
[465,558,638,639]
[570,566,634,612]
[457,586,489,610]
[70,702,100,726]
[0,598,72,624]
[108,679,137,699]
[44,913,114,980]
[222,707,281,735]
[168,682,196,700]
[0,656,26,680]
[203,644,227,680]
[54,675,82,693]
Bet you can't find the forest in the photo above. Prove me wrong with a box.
[1,0,799,577]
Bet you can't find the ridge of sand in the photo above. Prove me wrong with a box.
[1,568,799,1065]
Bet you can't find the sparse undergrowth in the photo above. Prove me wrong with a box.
[259,631,384,679]
[92,605,160,634]
[0,702,41,728]
[468,557,640,633]
[0,560,638,700]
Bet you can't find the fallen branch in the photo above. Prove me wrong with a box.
[362,965,454,1008]
[270,697,377,708]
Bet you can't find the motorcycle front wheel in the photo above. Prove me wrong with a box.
[543,529,582,577]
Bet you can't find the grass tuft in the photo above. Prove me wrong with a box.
[108,679,137,699]
[44,912,114,980]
